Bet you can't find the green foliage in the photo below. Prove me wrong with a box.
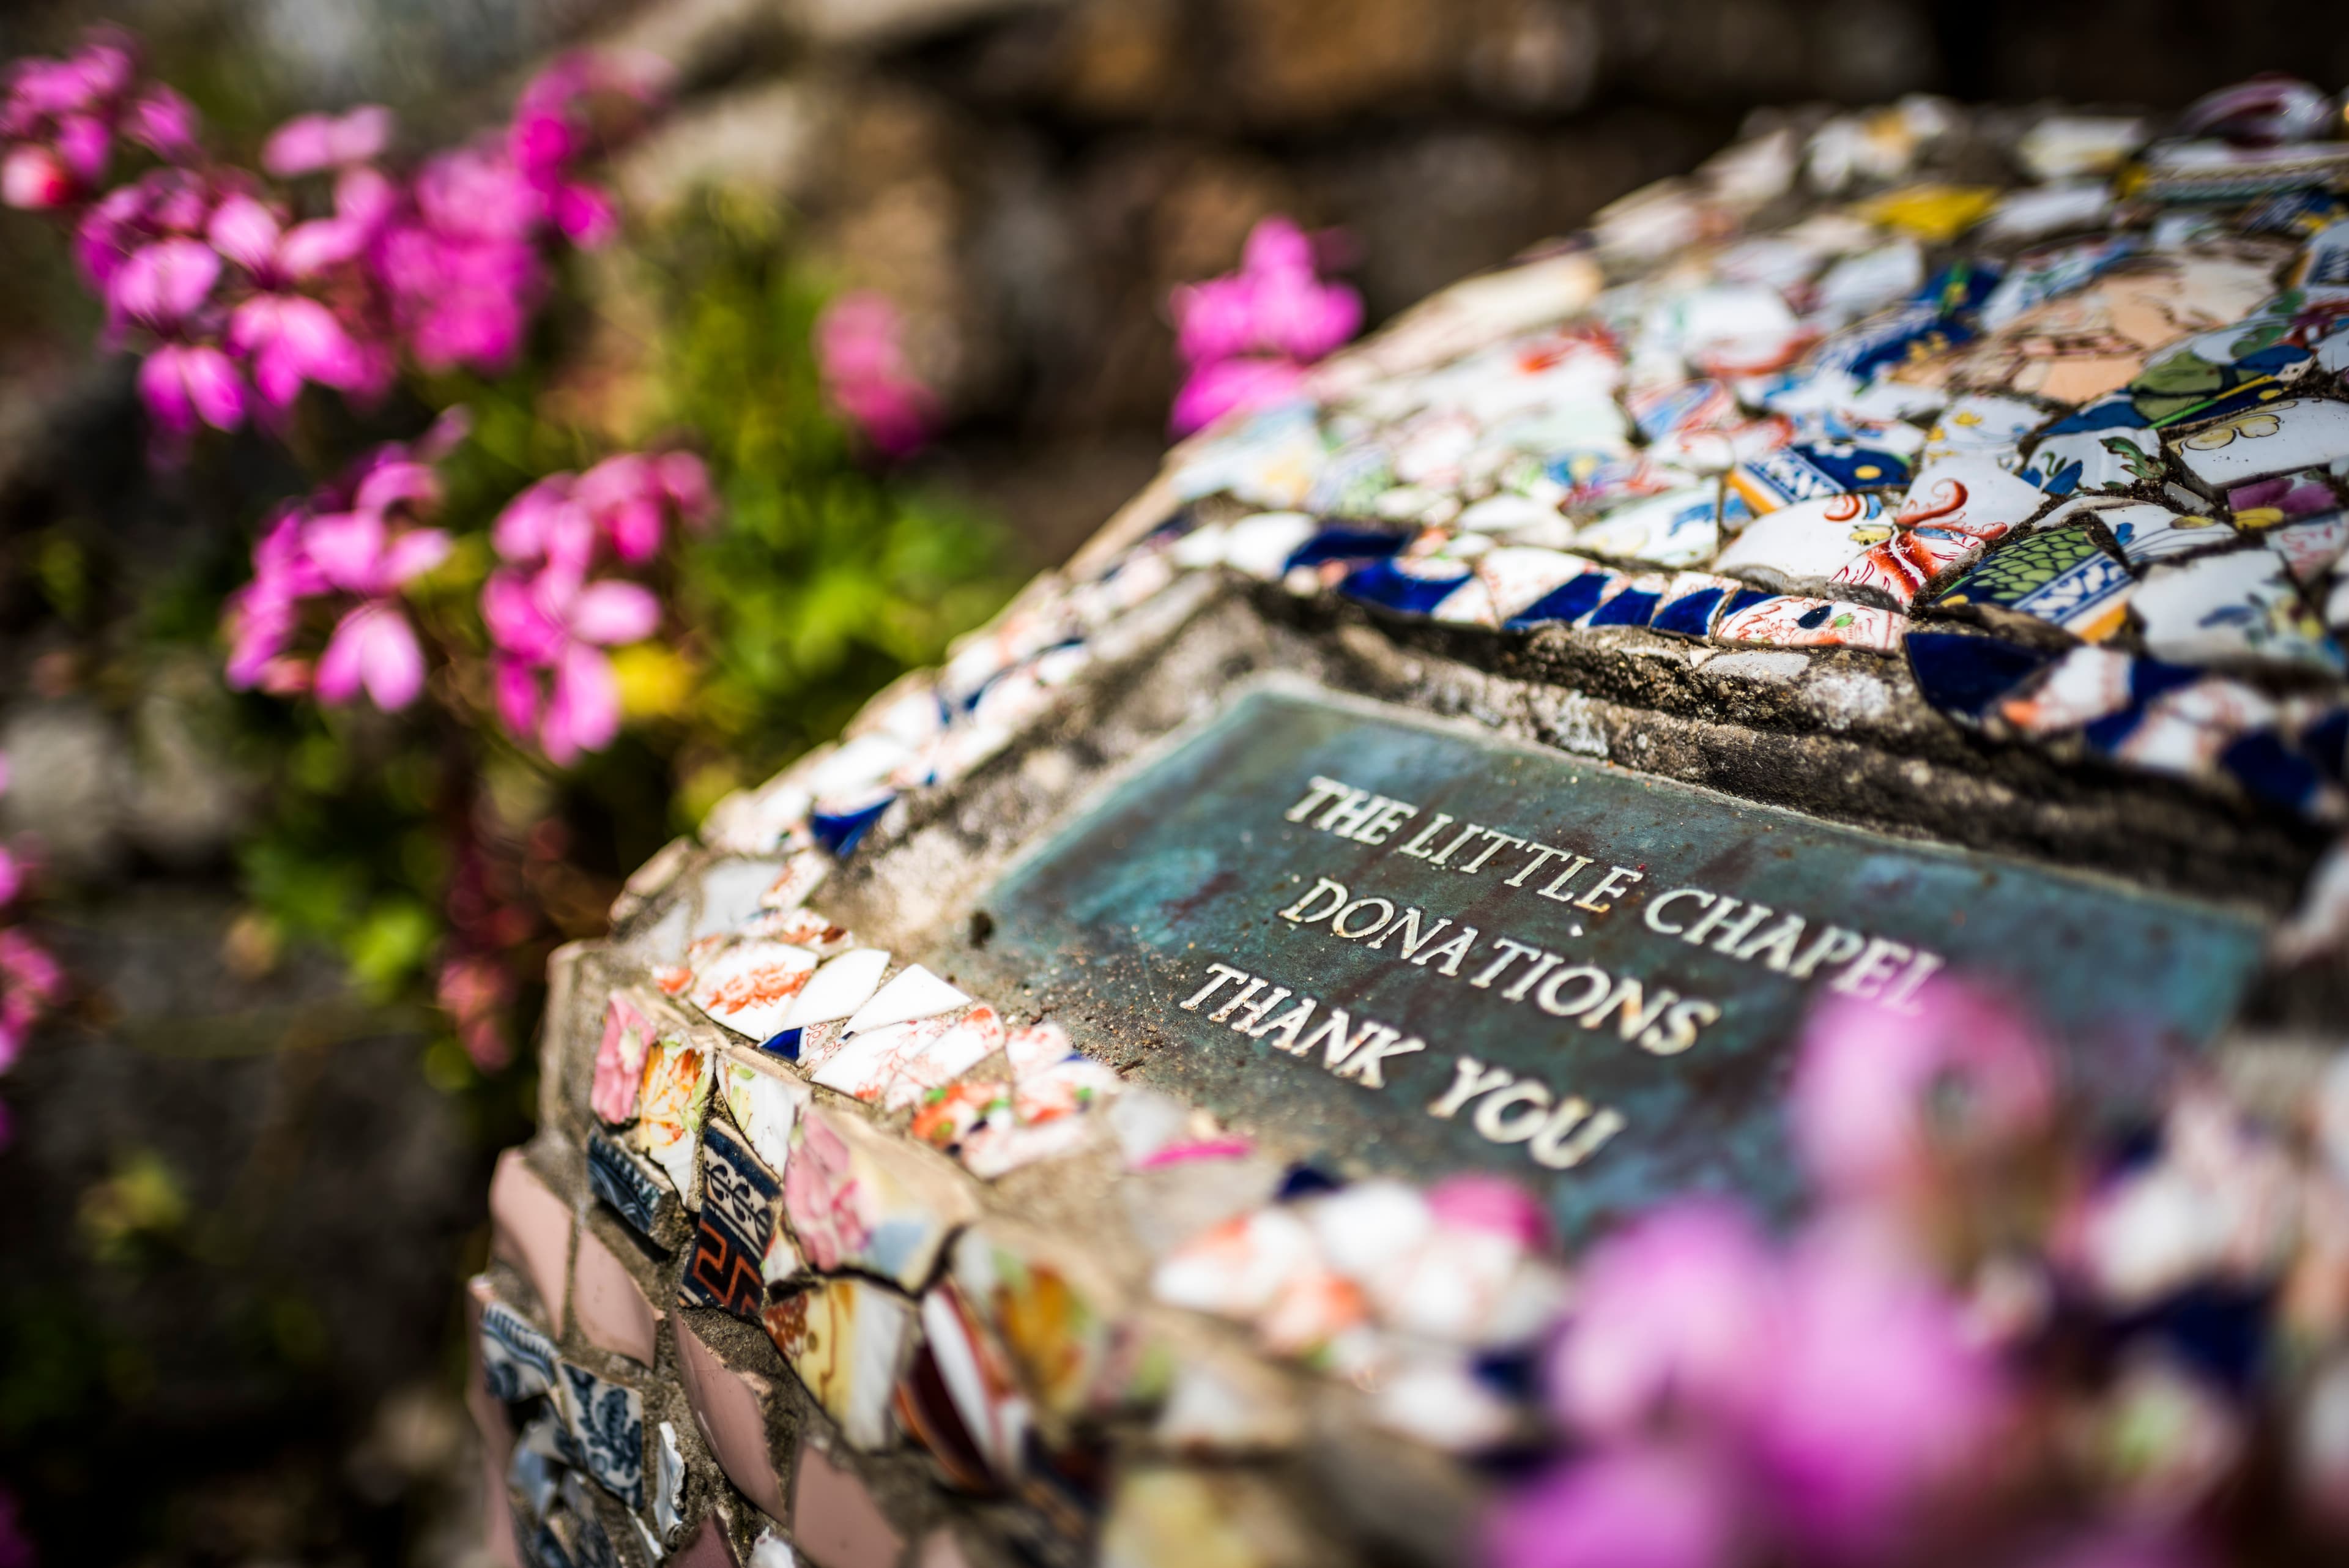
[223,189,1016,1043]
[640,194,1017,797]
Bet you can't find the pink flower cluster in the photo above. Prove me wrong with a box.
[3,30,659,453]
[0,27,194,212]
[812,291,937,458]
[223,414,466,710]
[0,757,65,1152]
[1167,215,1362,437]
[483,451,711,763]
[1487,978,2206,1568]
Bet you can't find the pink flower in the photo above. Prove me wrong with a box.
[303,509,449,712]
[206,194,376,409]
[1790,975,2057,1203]
[1552,1200,1781,1441]
[1745,1222,2005,1558]
[225,508,330,686]
[1171,216,1362,365]
[75,169,212,288]
[481,560,659,764]
[1170,354,1307,436]
[124,86,199,162]
[315,601,426,710]
[437,953,513,1071]
[1485,1443,1746,1568]
[261,105,393,177]
[226,292,369,407]
[509,53,661,247]
[138,343,243,437]
[1167,214,1359,436]
[0,926,63,1075]
[489,475,596,570]
[814,291,937,457]
[572,451,714,562]
[1533,1198,2007,1566]
[109,236,217,333]
[2,143,75,209]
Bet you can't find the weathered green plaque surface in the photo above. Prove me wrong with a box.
[961,683,2268,1235]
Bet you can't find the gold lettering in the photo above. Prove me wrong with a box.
[1535,854,1595,902]
[1505,842,1568,887]
[1528,1099,1627,1169]
[1411,924,1481,976]
[1285,775,1353,822]
[1252,997,1317,1053]
[1830,935,1913,1000]
[1731,913,1806,972]
[1397,812,1456,860]
[1428,1055,1512,1118]
[1278,877,1348,924]
[1583,975,1677,1041]
[1180,963,1248,1010]
[1574,866,1646,915]
[1535,964,1612,1017]
[1643,887,1716,935]
[1207,976,1266,1022]
[1459,830,1526,874]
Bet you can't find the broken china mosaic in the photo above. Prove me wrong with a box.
[477,80,2349,1568]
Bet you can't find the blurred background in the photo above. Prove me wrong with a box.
[0,1,2343,1563]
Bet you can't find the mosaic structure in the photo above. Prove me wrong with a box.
[473,80,2349,1568]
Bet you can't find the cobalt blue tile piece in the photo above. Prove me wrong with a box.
[1285,526,1408,571]
[1274,1162,1343,1201]
[811,792,894,856]
[1915,259,2002,318]
[1717,585,1778,620]
[1817,303,1978,380]
[556,1362,645,1510]
[481,1295,558,1402]
[1586,584,1663,628]
[1786,441,1912,491]
[2304,708,2349,779]
[2128,655,2205,705]
[1650,585,1727,638]
[681,1121,781,1321]
[2220,729,2331,815]
[1906,632,2055,721]
[1505,571,1617,628]
[586,1131,666,1245]
[2124,1283,2272,1394]
[759,1027,802,1060]
[1338,558,1471,615]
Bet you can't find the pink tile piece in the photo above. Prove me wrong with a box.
[674,1316,789,1523]
[793,1444,907,1568]
[573,1226,663,1367]
[489,1148,573,1331]
[919,1528,976,1568]
[672,1515,740,1568]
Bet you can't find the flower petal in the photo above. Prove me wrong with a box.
[568,579,659,645]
